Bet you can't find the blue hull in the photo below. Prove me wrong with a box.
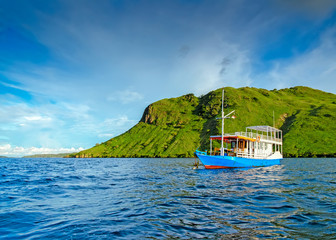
[195,152,281,169]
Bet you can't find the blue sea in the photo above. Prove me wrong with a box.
[0,157,335,239]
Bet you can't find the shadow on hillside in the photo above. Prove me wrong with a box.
[280,110,300,136]
[198,118,218,151]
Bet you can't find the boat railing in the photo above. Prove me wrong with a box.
[236,151,271,159]
[225,132,282,143]
[206,148,273,159]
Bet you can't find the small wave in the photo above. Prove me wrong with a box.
[0,157,335,239]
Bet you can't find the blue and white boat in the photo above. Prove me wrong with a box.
[195,90,283,169]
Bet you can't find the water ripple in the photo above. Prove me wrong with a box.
[0,157,336,239]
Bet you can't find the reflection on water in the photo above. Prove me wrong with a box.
[0,157,335,239]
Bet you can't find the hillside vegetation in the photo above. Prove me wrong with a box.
[68,86,336,158]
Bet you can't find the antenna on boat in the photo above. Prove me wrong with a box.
[273,110,275,128]
[216,88,235,156]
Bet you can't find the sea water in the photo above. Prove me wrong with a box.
[0,157,335,239]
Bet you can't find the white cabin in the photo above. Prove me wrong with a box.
[209,125,283,159]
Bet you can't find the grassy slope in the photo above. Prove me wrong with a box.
[68,86,336,158]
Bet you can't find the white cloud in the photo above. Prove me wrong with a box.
[0,98,96,147]
[0,144,11,151]
[107,90,144,104]
[0,144,84,157]
[24,115,52,121]
[98,133,114,138]
[1,0,336,155]
[102,115,136,127]
[0,95,138,149]
[95,115,137,141]
[258,25,336,93]
[170,40,253,96]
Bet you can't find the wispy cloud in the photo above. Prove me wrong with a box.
[24,115,52,122]
[169,40,253,96]
[107,90,144,104]
[257,25,336,93]
[102,115,136,127]
[97,133,114,138]
[278,0,336,18]
[0,143,84,157]
[0,0,335,152]
[95,115,137,141]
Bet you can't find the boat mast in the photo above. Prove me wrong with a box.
[221,88,224,156]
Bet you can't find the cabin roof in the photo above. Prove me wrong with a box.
[246,125,281,132]
[210,135,256,142]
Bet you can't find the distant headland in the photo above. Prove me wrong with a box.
[23,153,76,158]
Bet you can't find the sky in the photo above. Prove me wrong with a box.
[1,0,336,157]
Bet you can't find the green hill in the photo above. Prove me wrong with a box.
[68,86,336,158]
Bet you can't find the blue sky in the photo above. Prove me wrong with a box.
[1,0,336,156]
